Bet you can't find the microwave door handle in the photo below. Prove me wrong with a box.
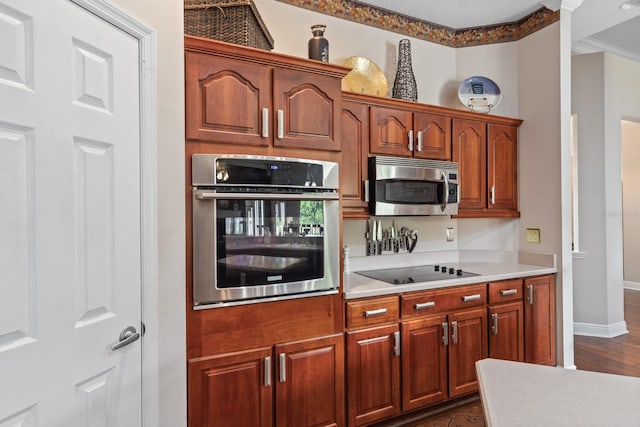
[441,170,449,212]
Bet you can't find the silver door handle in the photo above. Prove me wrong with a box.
[414,301,435,310]
[451,321,458,344]
[364,308,387,317]
[417,131,423,151]
[262,108,269,138]
[490,185,496,204]
[500,289,518,296]
[393,331,400,357]
[264,356,272,387]
[111,326,140,351]
[277,109,284,139]
[279,353,286,383]
[442,322,449,346]
[491,313,499,335]
[527,285,534,305]
[408,130,414,151]
[462,294,481,302]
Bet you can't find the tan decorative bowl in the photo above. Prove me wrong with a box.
[341,56,388,97]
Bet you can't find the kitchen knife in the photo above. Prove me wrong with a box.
[365,219,371,256]
[376,220,382,254]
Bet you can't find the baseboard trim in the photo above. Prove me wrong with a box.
[624,281,640,291]
[574,321,628,338]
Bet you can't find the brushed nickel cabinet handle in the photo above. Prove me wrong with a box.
[408,130,414,151]
[491,313,499,335]
[462,294,481,302]
[364,308,388,318]
[442,322,449,346]
[500,289,518,296]
[490,185,496,204]
[417,131,423,151]
[277,109,284,139]
[279,353,286,383]
[264,356,272,387]
[261,108,269,137]
[451,321,458,344]
[527,285,534,305]
[414,301,436,310]
[393,331,401,357]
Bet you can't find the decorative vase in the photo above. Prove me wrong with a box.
[308,25,329,62]
[392,39,418,102]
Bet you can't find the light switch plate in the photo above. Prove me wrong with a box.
[446,227,454,242]
[526,228,541,243]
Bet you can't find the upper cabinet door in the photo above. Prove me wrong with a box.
[488,124,518,211]
[185,52,272,146]
[341,100,369,217]
[369,106,413,156]
[273,68,342,151]
[452,118,487,210]
[413,112,451,160]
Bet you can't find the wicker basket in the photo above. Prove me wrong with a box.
[184,0,274,51]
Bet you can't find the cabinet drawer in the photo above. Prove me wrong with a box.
[488,279,523,304]
[402,284,487,318]
[346,296,399,329]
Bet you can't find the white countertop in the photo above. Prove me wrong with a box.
[344,260,556,299]
[476,358,640,427]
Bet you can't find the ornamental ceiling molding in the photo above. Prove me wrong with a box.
[275,0,560,48]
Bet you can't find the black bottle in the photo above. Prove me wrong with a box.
[308,25,329,62]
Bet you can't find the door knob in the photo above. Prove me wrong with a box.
[111,325,140,351]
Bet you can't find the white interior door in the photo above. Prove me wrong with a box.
[0,0,143,425]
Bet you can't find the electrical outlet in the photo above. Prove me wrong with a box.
[446,227,454,242]
[526,228,541,243]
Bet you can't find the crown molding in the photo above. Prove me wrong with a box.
[276,0,560,48]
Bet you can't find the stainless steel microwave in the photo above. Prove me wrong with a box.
[367,156,459,216]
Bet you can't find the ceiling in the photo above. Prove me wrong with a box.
[356,0,640,61]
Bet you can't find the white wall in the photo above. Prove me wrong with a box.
[622,121,640,288]
[253,0,456,106]
[106,0,186,426]
[572,52,640,336]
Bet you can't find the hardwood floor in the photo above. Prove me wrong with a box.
[574,288,640,377]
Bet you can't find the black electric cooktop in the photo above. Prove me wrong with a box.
[355,264,479,285]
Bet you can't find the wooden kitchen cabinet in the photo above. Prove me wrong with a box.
[524,275,556,366]
[188,334,344,427]
[345,295,401,426]
[488,279,524,362]
[341,100,369,218]
[275,334,345,427]
[401,314,448,410]
[185,36,347,152]
[400,284,488,412]
[452,117,521,218]
[346,324,401,427]
[188,346,273,427]
[369,106,451,160]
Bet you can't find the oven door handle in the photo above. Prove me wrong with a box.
[441,170,449,212]
[194,190,339,201]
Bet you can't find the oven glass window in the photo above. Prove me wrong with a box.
[380,180,441,204]
[215,198,325,288]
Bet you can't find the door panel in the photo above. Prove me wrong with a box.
[0,0,142,425]
[275,334,345,427]
[448,308,487,398]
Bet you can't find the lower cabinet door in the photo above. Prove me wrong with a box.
[447,307,488,398]
[401,315,448,411]
[347,324,401,427]
[188,346,273,427]
[275,334,345,427]
[488,301,524,362]
[524,275,556,365]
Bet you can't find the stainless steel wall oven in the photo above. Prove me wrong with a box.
[191,154,340,308]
